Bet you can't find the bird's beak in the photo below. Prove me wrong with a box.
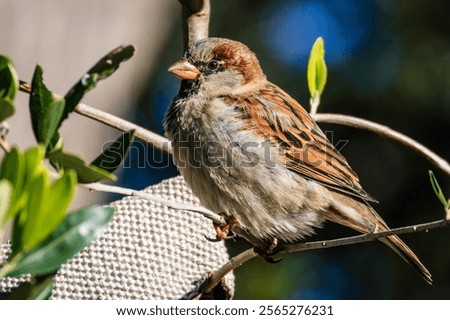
[168,59,200,80]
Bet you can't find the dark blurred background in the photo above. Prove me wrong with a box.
[126,0,450,299]
[2,0,449,299]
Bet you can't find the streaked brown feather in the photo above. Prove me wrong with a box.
[224,83,377,202]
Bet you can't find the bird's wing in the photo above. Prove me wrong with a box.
[226,83,377,202]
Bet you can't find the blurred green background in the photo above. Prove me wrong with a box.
[127,0,450,299]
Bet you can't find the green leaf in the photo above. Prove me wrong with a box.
[0,146,77,258]
[31,277,54,300]
[23,145,46,181]
[34,170,77,246]
[0,55,19,100]
[0,97,15,122]
[2,206,114,277]
[0,179,12,226]
[0,147,24,187]
[0,146,75,256]
[307,37,328,98]
[47,133,64,156]
[21,170,49,250]
[0,147,26,222]
[0,55,19,122]
[63,45,135,122]
[91,130,135,173]
[29,65,65,150]
[0,147,28,256]
[21,170,77,251]
[49,151,116,183]
[8,146,47,253]
[428,170,449,210]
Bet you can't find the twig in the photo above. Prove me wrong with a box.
[74,103,172,154]
[80,181,225,225]
[47,169,224,224]
[309,95,320,116]
[68,107,450,178]
[179,0,211,49]
[0,137,10,153]
[282,218,449,253]
[202,217,450,294]
[0,122,11,153]
[19,81,172,154]
[313,113,450,176]
[58,167,223,225]
[201,247,257,294]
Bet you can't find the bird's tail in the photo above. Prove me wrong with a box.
[325,193,432,284]
[380,235,432,284]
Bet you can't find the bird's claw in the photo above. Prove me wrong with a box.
[254,238,283,263]
[213,215,238,241]
[266,256,283,264]
[204,234,220,242]
[204,232,236,242]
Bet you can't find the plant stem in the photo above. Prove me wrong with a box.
[80,181,225,225]
[202,217,450,295]
[313,113,450,176]
[179,0,211,49]
[0,137,10,153]
[75,103,172,154]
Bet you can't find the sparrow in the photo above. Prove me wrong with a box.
[164,37,432,284]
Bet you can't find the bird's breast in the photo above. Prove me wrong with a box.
[165,96,328,243]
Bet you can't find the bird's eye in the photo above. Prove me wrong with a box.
[207,59,220,71]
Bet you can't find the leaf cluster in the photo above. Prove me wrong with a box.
[0,46,135,299]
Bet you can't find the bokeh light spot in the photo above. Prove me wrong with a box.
[262,0,375,67]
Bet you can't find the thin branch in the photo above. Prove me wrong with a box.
[201,217,450,295]
[309,95,320,116]
[0,122,11,153]
[48,169,224,224]
[20,82,450,179]
[19,81,172,154]
[179,0,211,49]
[70,107,450,179]
[313,113,450,176]
[74,103,172,154]
[0,137,10,153]
[282,218,449,253]
[201,247,257,295]
[79,181,225,225]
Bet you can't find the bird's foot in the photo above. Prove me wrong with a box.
[205,215,238,242]
[254,238,283,263]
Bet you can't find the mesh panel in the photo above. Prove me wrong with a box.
[0,243,32,293]
[1,176,234,299]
